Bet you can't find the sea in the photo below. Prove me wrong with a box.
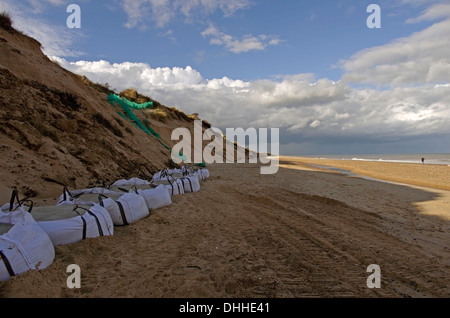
[301,153,450,166]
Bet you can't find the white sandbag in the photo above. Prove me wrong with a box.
[64,192,124,206]
[199,168,210,179]
[189,169,210,181]
[110,177,151,187]
[190,171,201,182]
[136,184,172,210]
[181,166,209,181]
[164,178,185,195]
[153,168,185,180]
[99,193,149,226]
[180,176,201,193]
[180,165,191,175]
[152,169,169,182]
[151,175,185,195]
[57,187,124,205]
[0,209,55,281]
[152,172,162,181]
[108,183,153,194]
[35,204,114,246]
[191,171,202,183]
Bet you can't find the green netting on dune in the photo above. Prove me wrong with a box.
[107,93,187,162]
[143,119,161,138]
[107,94,158,137]
[107,93,154,110]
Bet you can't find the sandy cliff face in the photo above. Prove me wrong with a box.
[0,27,205,203]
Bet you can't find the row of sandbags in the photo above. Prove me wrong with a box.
[0,166,209,281]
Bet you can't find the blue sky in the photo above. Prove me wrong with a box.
[1,0,449,155]
[13,0,436,80]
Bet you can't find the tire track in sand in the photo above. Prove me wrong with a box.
[223,185,449,297]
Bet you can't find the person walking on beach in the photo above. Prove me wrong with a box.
[421,157,425,165]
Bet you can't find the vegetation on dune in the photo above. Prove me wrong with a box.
[0,12,42,47]
[0,11,13,31]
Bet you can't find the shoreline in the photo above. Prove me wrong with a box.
[301,156,450,166]
[279,155,450,222]
[279,155,450,192]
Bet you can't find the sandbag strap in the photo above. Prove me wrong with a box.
[9,189,20,212]
[169,182,181,195]
[73,206,88,240]
[76,206,104,237]
[61,187,72,202]
[18,199,33,213]
[8,189,33,213]
[106,179,119,190]
[0,250,15,277]
[61,187,86,204]
[131,185,138,194]
[115,201,129,226]
[8,190,32,212]
[184,178,193,192]
[80,215,87,240]
[86,210,104,236]
[164,174,177,186]
[98,194,128,226]
[98,194,108,207]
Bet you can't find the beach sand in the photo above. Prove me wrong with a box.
[0,157,449,298]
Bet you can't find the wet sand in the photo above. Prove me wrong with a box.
[280,156,450,191]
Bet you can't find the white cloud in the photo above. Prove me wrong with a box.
[201,24,282,54]
[406,3,450,23]
[177,0,251,18]
[310,120,321,128]
[122,0,174,29]
[398,0,445,8]
[341,14,450,86]
[52,57,450,146]
[26,0,67,13]
[121,0,253,29]
[51,58,204,89]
